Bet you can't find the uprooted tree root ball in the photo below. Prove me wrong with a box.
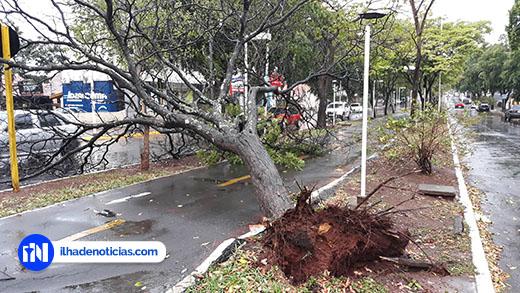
[260,188,411,284]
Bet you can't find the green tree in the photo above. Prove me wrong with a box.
[422,20,490,102]
[507,0,520,50]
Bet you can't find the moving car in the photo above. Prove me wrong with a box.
[0,110,81,160]
[350,103,363,113]
[455,103,465,109]
[268,107,302,129]
[326,102,350,120]
[478,103,490,112]
[505,105,520,122]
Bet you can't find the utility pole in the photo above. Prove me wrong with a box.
[1,24,19,191]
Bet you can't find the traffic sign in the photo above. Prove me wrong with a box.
[0,25,20,58]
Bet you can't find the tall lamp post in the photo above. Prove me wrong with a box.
[359,11,387,204]
[244,32,272,111]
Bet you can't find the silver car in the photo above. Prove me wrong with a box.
[0,110,81,161]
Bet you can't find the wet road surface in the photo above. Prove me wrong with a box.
[465,113,520,291]
[0,123,365,292]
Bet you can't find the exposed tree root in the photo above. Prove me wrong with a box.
[260,187,412,284]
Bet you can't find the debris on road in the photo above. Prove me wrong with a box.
[94,209,116,217]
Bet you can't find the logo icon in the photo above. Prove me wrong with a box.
[18,234,54,271]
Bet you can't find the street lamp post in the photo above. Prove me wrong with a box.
[244,32,272,112]
[359,11,387,204]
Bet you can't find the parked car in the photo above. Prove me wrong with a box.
[505,105,520,122]
[455,103,465,109]
[326,102,350,120]
[268,107,302,129]
[350,103,363,113]
[478,103,490,112]
[0,110,81,161]
[470,104,478,110]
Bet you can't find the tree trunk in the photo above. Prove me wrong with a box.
[140,124,150,171]
[410,55,421,116]
[384,93,389,116]
[235,133,293,218]
[317,75,331,128]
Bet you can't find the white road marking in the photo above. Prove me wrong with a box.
[105,192,151,205]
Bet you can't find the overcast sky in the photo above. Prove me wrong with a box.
[8,0,517,44]
[432,0,514,43]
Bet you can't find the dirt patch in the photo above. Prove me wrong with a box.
[246,154,473,291]
[260,188,410,284]
[327,155,474,291]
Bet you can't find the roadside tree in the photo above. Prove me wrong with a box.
[0,0,320,218]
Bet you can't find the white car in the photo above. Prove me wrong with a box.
[0,110,81,160]
[326,102,350,120]
[350,103,363,113]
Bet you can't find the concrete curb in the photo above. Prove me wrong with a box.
[166,226,266,293]
[448,118,495,293]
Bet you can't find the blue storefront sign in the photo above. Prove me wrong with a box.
[63,80,121,112]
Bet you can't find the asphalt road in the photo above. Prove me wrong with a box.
[0,123,364,293]
[465,113,520,291]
